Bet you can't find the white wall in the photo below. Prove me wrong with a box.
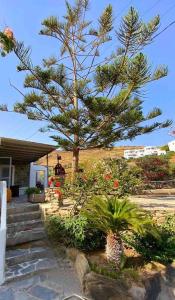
[30,163,48,188]
[124,147,166,159]
[168,140,175,152]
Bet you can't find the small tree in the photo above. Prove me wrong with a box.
[0,1,171,180]
[83,196,154,269]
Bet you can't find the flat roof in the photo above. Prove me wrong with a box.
[0,137,56,164]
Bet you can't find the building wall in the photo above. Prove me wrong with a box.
[124,147,166,159]
[168,140,175,152]
[14,164,30,187]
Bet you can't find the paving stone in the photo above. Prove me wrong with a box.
[29,284,60,300]
[8,275,41,290]
[7,228,46,247]
[6,247,53,267]
[0,288,15,300]
[6,258,57,281]
[6,249,27,258]
[36,258,57,270]
[14,291,37,300]
[22,264,35,275]
[41,280,64,295]
[63,296,87,300]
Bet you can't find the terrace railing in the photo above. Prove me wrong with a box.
[0,181,7,285]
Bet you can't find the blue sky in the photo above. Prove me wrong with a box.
[0,0,175,146]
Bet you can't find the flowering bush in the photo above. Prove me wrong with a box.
[63,158,143,215]
[135,156,170,181]
[48,176,63,200]
[48,176,61,187]
[90,158,142,197]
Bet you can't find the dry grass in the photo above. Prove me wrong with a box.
[38,146,143,173]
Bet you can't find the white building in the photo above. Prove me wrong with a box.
[124,146,166,159]
[168,140,175,152]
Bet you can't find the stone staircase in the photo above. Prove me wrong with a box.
[5,203,58,282]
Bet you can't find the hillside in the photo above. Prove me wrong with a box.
[38,146,143,173]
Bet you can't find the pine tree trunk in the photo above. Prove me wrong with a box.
[71,147,79,182]
[106,231,123,270]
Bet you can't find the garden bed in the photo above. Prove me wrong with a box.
[66,247,175,300]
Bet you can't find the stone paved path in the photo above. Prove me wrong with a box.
[130,195,175,211]
[0,250,84,300]
[1,197,86,299]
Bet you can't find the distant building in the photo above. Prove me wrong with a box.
[124,146,166,159]
[168,140,175,152]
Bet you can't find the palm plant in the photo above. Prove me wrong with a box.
[82,196,154,270]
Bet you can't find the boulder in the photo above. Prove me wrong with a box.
[83,271,132,300]
[75,253,90,285]
[128,284,146,300]
[66,248,80,262]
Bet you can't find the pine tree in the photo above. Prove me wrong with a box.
[0,1,171,180]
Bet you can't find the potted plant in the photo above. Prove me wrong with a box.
[25,187,45,203]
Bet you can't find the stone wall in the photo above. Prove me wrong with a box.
[14,164,30,187]
[44,188,62,216]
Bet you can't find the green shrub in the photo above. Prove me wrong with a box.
[46,215,66,239]
[123,214,175,264]
[25,187,41,196]
[47,215,105,251]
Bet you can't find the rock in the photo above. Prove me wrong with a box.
[128,284,145,300]
[144,273,161,300]
[166,262,175,285]
[83,271,132,300]
[143,263,175,300]
[145,262,166,273]
[75,253,90,285]
[66,248,80,262]
[158,279,175,300]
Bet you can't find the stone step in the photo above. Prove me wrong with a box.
[6,257,58,282]
[7,228,46,246]
[6,246,53,266]
[7,210,41,224]
[7,219,43,235]
[7,203,40,215]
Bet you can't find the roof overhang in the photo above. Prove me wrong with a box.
[0,137,56,164]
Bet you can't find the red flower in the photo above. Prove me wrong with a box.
[104,174,112,180]
[55,189,62,198]
[113,180,119,189]
[55,181,61,187]
[48,180,52,187]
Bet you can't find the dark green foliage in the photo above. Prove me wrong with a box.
[124,214,175,264]
[25,187,41,196]
[0,1,171,161]
[47,215,105,251]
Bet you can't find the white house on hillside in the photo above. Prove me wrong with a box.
[124,146,166,159]
[168,140,175,152]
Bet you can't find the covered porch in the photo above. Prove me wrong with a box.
[0,137,56,199]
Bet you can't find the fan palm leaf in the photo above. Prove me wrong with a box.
[82,196,154,269]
